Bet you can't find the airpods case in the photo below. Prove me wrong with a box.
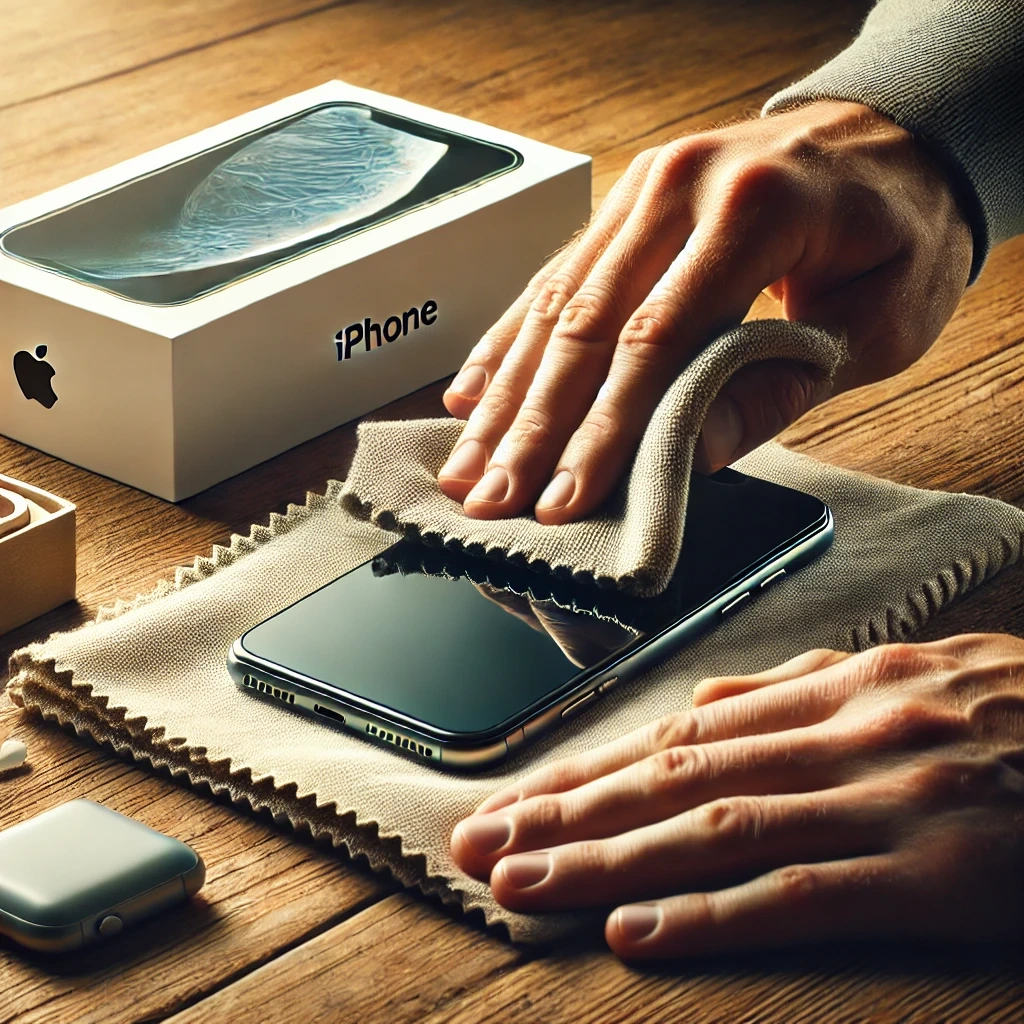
[0,799,205,952]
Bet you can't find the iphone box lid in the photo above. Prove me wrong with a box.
[0,82,591,501]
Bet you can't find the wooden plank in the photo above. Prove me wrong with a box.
[163,894,521,1024]
[780,236,1024,504]
[0,0,340,110]
[412,944,1024,1024]
[0,0,870,207]
[0,698,392,1024]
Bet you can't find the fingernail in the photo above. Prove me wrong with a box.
[447,365,488,401]
[616,904,662,942]
[457,815,512,855]
[536,469,576,512]
[467,466,510,504]
[500,851,552,890]
[700,394,744,471]
[439,440,487,482]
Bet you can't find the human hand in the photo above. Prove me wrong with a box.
[450,634,1024,959]
[438,101,972,523]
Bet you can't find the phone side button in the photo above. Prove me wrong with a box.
[760,568,787,589]
[561,689,599,720]
[598,676,620,695]
[720,592,752,617]
[505,727,525,754]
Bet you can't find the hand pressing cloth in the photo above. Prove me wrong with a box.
[341,320,846,597]
[7,321,1024,944]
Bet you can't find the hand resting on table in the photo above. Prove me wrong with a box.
[451,634,1024,959]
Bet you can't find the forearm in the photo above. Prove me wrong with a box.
[764,0,1024,281]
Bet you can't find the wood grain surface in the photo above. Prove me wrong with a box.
[2,2,1022,1022]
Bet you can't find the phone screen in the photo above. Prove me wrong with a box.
[239,469,828,738]
[1,102,521,305]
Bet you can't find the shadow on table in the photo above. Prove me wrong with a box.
[3,895,220,977]
[538,923,1024,982]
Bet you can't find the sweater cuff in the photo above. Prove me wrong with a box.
[762,0,1024,283]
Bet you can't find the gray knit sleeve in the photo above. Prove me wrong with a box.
[763,0,1024,281]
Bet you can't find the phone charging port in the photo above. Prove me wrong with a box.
[313,704,346,725]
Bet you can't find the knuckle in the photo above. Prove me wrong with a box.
[718,158,800,221]
[471,376,520,420]
[529,248,569,289]
[861,697,966,750]
[902,760,957,802]
[773,864,821,904]
[630,146,662,174]
[618,309,677,353]
[684,890,721,932]
[545,757,581,792]
[616,148,662,196]
[776,124,830,167]
[471,328,508,366]
[568,839,618,879]
[555,288,614,345]
[522,794,570,835]
[648,745,705,791]
[505,405,558,451]
[648,136,716,194]
[573,405,621,449]
[807,647,842,664]
[901,759,978,804]
[700,797,765,844]
[651,712,700,750]
[861,643,929,682]
[531,273,580,321]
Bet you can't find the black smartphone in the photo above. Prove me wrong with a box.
[228,468,832,771]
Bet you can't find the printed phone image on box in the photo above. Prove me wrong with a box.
[0,82,591,501]
[1,103,522,306]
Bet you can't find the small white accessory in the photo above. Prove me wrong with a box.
[0,488,30,540]
[0,738,28,772]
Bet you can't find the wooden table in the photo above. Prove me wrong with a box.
[2,2,1022,1020]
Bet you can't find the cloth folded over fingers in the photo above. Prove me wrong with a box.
[340,319,848,596]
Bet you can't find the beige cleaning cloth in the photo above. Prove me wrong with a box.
[7,444,1024,944]
[341,319,847,596]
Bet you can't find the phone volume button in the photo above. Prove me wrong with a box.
[561,689,599,720]
[720,591,752,617]
[760,568,787,589]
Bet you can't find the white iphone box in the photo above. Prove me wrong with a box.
[0,82,591,500]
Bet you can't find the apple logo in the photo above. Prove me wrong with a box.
[13,345,58,408]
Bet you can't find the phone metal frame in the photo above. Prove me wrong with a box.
[228,507,832,772]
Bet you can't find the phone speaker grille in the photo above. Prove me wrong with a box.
[243,675,295,705]
[364,722,434,760]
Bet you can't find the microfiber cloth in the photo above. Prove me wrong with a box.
[340,319,848,596]
[7,453,1024,944]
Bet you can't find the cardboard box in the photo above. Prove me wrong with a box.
[0,475,76,637]
[0,82,591,500]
